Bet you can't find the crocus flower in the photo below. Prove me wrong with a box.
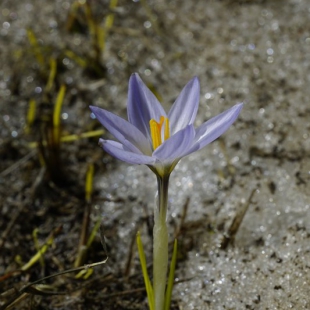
[90,73,243,310]
[90,73,243,178]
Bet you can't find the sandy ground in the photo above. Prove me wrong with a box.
[1,0,310,309]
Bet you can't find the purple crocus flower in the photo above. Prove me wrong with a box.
[90,73,243,310]
[90,73,243,177]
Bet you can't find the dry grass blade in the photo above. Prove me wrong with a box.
[0,257,109,310]
[221,189,257,249]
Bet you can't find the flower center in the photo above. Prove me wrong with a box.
[149,116,170,150]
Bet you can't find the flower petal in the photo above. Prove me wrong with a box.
[168,77,200,134]
[127,73,167,139]
[175,140,201,159]
[99,139,156,165]
[90,105,152,155]
[153,125,195,161]
[194,103,243,150]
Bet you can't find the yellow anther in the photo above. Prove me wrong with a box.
[150,119,161,150]
[164,117,169,141]
[149,116,170,150]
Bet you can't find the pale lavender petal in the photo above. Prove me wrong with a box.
[175,141,201,159]
[194,103,243,150]
[153,125,195,160]
[90,106,152,155]
[168,77,200,135]
[127,73,166,139]
[99,139,156,165]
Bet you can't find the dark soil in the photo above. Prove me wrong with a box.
[0,1,180,308]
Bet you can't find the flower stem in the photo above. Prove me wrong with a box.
[153,174,169,310]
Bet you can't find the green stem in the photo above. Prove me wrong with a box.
[153,174,170,310]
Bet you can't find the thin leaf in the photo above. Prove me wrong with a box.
[136,232,154,310]
[53,85,66,144]
[85,163,94,203]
